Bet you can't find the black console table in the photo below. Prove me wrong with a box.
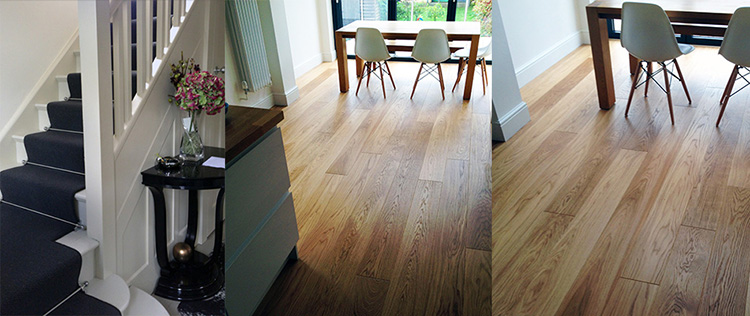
[141,146,225,301]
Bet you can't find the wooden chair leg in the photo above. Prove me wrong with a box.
[673,59,691,104]
[480,59,486,95]
[379,62,386,99]
[452,59,465,92]
[437,63,445,100]
[721,65,737,106]
[356,56,364,77]
[644,62,652,97]
[366,61,372,87]
[411,63,424,99]
[717,65,740,126]
[356,62,369,96]
[625,61,641,117]
[384,61,396,89]
[482,58,488,85]
[662,63,675,125]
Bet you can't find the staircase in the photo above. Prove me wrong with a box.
[0,1,174,314]
[0,73,166,315]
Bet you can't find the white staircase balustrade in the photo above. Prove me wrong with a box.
[80,0,221,300]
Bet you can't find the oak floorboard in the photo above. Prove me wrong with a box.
[425,159,471,316]
[601,278,658,316]
[728,92,750,189]
[464,249,491,316]
[380,180,443,315]
[554,113,688,315]
[648,226,714,315]
[257,60,491,315]
[620,88,724,284]
[699,187,750,315]
[464,114,491,250]
[356,122,433,280]
[496,149,646,315]
[493,42,747,315]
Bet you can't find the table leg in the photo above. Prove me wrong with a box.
[462,34,480,100]
[587,6,616,110]
[186,190,198,248]
[147,186,169,270]
[356,56,364,78]
[629,54,639,76]
[335,32,350,92]
[212,188,225,262]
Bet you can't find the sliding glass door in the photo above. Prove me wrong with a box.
[332,0,492,59]
[395,0,450,22]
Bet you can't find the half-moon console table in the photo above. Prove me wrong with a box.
[141,146,225,301]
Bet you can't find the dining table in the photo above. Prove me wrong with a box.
[586,0,745,110]
[335,20,482,100]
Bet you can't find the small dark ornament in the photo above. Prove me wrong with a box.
[156,155,182,170]
[173,242,193,263]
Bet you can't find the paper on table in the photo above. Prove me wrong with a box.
[202,156,225,169]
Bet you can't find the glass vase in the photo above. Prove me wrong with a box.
[180,110,204,162]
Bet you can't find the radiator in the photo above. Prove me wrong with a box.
[226,0,272,92]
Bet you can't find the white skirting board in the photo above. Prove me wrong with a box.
[273,86,300,106]
[493,101,530,142]
[514,30,585,88]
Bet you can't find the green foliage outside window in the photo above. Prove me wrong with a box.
[374,0,492,37]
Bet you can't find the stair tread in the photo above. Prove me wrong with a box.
[124,287,169,316]
[0,205,81,315]
[85,275,130,313]
[49,291,121,316]
[24,130,85,173]
[0,164,85,224]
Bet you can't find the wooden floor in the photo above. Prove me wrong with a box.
[493,41,750,315]
[254,59,492,315]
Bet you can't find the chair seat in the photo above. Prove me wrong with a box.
[679,43,695,55]
[453,45,491,59]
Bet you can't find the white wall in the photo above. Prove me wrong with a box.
[227,0,335,109]
[498,0,590,87]
[283,0,335,78]
[0,1,78,130]
[492,0,529,142]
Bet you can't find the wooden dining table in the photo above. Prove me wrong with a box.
[587,0,745,110]
[335,20,482,100]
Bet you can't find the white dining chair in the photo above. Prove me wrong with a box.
[411,29,451,100]
[452,39,492,95]
[355,27,396,98]
[716,7,750,126]
[622,2,694,125]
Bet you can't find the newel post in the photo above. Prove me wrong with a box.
[78,0,117,278]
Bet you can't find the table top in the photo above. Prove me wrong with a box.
[589,0,743,23]
[336,20,480,38]
[226,106,284,163]
[141,146,225,190]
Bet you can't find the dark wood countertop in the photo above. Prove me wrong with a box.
[226,106,284,163]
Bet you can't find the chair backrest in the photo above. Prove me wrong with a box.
[621,2,682,62]
[478,39,492,58]
[355,27,391,62]
[412,29,450,64]
[720,7,750,67]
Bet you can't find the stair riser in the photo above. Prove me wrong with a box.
[47,101,83,132]
[36,104,51,131]
[24,132,85,173]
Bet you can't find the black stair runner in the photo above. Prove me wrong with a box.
[0,74,120,315]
